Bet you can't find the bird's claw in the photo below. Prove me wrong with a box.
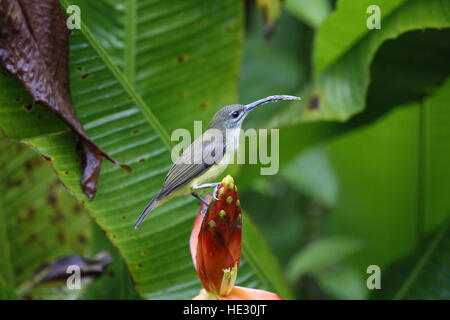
[213,185,219,200]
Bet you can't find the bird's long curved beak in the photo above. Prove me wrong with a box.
[245,95,301,112]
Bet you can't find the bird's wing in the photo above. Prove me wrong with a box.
[162,132,225,195]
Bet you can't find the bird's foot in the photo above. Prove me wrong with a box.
[213,184,220,200]
[192,192,210,206]
[192,192,215,217]
[191,182,221,195]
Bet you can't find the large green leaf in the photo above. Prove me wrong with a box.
[328,78,450,271]
[0,0,291,299]
[270,0,450,126]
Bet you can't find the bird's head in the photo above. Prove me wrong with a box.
[207,95,300,131]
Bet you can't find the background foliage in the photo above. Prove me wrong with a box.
[0,0,449,299]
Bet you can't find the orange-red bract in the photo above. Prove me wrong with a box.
[190,175,242,295]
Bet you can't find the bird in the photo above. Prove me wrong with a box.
[134,95,301,229]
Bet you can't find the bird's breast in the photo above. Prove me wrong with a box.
[187,162,229,189]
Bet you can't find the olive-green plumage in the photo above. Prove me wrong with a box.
[134,95,300,229]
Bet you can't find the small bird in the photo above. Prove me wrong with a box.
[134,95,300,229]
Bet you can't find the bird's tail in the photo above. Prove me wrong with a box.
[135,193,161,229]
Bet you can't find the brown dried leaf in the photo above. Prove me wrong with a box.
[0,0,130,200]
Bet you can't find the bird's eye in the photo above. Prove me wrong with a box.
[231,111,240,118]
